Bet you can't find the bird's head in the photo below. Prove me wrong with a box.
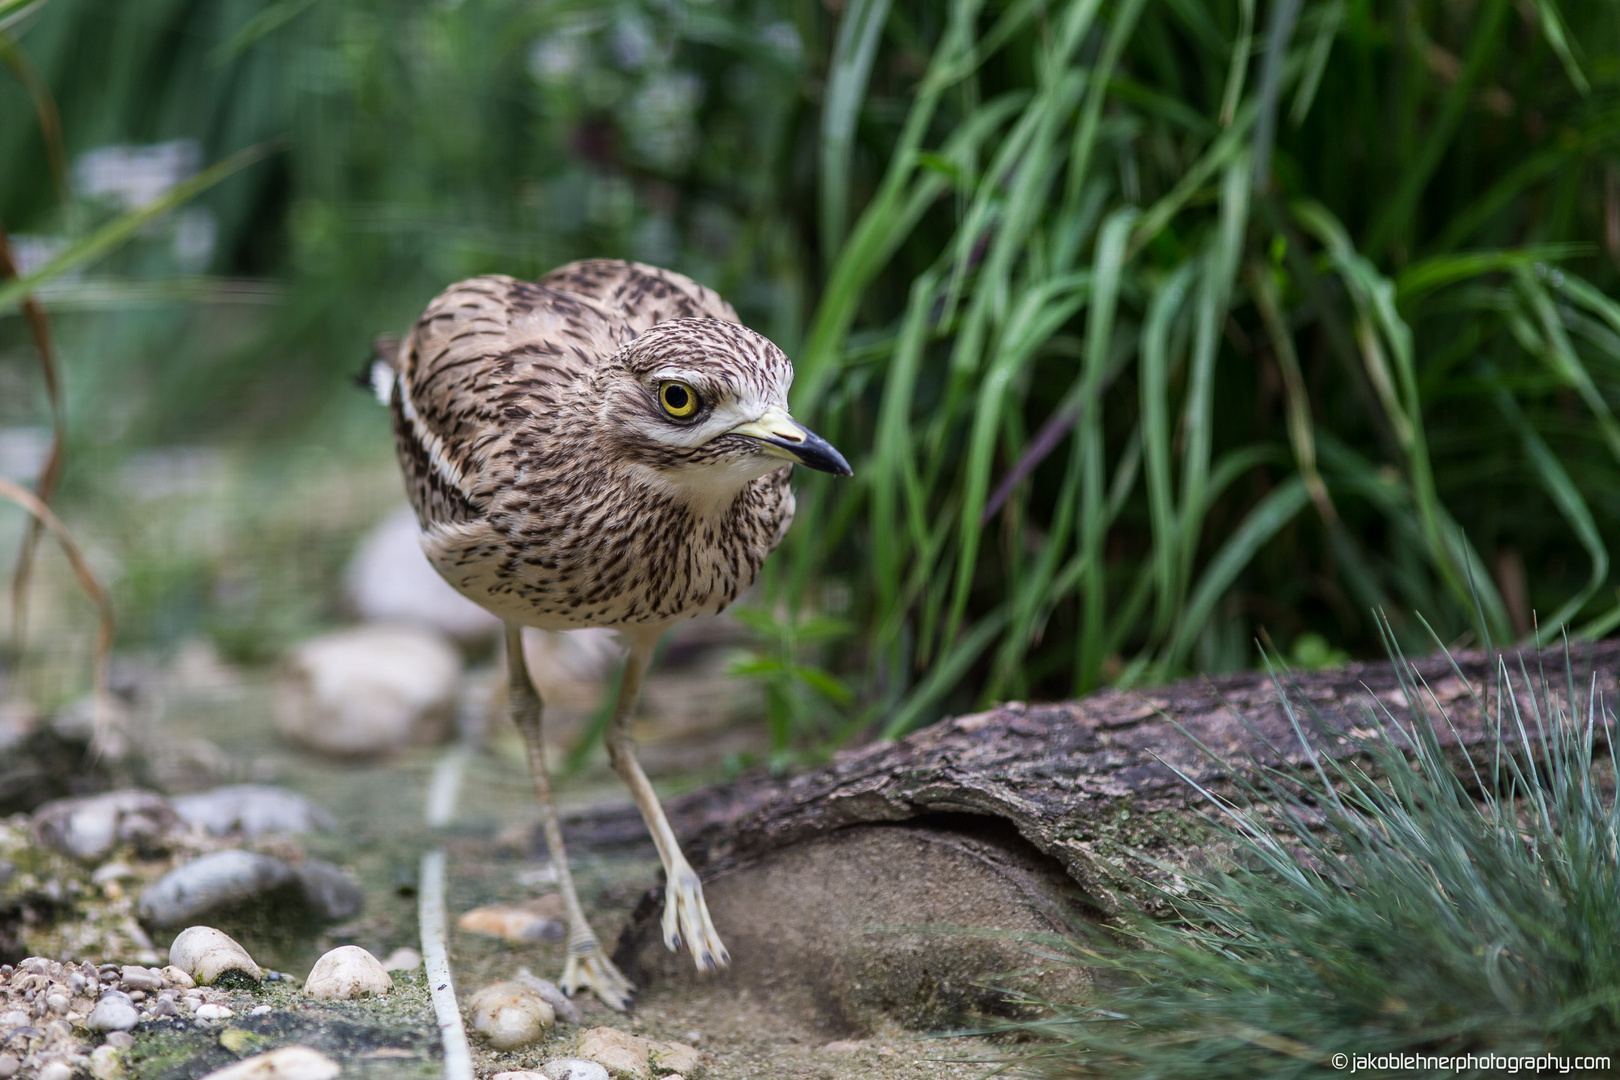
[597,319,851,500]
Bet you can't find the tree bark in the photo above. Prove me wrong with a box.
[573,639,1620,914]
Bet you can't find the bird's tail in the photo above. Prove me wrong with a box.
[355,333,403,403]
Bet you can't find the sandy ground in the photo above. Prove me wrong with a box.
[65,654,1032,1080]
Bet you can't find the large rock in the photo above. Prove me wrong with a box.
[139,851,295,928]
[275,625,460,757]
[345,504,500,640]
[171,785,335,838]
[138,850,363,929]
[32,789,178,861]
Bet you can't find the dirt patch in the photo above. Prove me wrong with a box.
[617,818,1091,1035]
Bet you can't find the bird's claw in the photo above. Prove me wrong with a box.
[561,948,635,1012]
[662,869,729,972]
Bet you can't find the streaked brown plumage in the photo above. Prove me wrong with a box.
[375,259,850,1009]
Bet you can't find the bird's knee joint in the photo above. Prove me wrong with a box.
[604,738,635,770]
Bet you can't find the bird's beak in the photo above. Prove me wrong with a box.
[727,407,853,476]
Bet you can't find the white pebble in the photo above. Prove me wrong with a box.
[194,1045,340,1080]
[515,968,581,1025]
[38,1063,72,1080]
[195,1003,234,1020]
[0,1057,18,1080]
[576,1027,651,1079]
[168,926,262,985]
[540,1060,610,1080]
[379,947,421,971]
[89,1045,123,1080]
[468,981,554,1050]
[160,965,196,989]
[250,1004,272,1016]
[119,965,164,992]
[303,946,392,1000]
[88,991,139,1032]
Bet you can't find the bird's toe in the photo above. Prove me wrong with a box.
[561,951,636,1012]
[664,871,729,973]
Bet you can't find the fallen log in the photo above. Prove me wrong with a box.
[573,640,1619,1031]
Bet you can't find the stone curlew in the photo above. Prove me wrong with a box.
[372,259,851,1009]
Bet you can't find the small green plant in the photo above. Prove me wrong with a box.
[1008,633,1620,1078]
[728,604,854,766]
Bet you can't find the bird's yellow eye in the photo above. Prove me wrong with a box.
[659,381,700,419]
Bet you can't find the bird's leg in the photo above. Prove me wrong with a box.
[605,633,730,972]
[504,623,634,1010]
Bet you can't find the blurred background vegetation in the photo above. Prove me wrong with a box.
[1,0,1618,751]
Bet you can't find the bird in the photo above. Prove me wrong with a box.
[370,258,851,1010]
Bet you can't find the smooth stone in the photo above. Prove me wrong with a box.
[0,1055,16,1078]
[303,946,391,1000]
[160,965,196,989]
[195,1045,340,1080]
[492,1073,548,1080]
[37,1063,72,1080]
[514,968,581,1025]
[648,1041,702,1076]
[87,991,139,1032]
[171,785,335,837]
[346,505,502,640]
[103,1032,135,1048]
[576,1027,650,1080]
[90,1045,124,1079]
[92,862,135,885]
[138,850,296,927]
[540,1060,611,1080]
[194,1003,233,1020]
[818,1040,861,1054]
[379,947,421,971]
[275,625,460,756]
[167,926,263,985]
[293,860,364,922]
[457,904,564,944]
[118,966,164,992]
[32,790,178,861]
[467,981,554,1050]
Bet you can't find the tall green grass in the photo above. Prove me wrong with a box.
[775,0,1620,737]
[1004,636,1620,1077]
[3,0,1620,747]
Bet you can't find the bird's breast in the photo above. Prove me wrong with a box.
[421,468,793,631]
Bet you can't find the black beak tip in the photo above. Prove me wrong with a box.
[794,431,853,477]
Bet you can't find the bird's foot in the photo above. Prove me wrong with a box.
[662,868,729,972]
[561,945,635,1012]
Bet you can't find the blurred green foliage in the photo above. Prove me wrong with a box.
[1008,636,1620,1077]
[3,0,1620,744]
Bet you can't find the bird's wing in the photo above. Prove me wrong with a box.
[392,273,627,526]
[537,259,740,333]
